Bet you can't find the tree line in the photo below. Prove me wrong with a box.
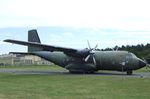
[100,43,150,59]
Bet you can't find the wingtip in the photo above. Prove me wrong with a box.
[3,39,12,42]
[3,39,9,42]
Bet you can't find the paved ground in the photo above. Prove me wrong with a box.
[0,69,150,78]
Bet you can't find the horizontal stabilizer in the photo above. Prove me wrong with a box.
[9,52,32,55]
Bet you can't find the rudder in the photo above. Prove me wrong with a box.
[28,29,42,52]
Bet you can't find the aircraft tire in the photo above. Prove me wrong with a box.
[127,70,133,75]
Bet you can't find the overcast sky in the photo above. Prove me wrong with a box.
[0,0,150,54]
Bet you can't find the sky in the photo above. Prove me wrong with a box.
[0,0,150,54]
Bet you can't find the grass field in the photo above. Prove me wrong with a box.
[0,65,66,71]
[0,65,150,99]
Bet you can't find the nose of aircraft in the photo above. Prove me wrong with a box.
[139,59,146,68]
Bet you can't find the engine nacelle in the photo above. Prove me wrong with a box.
[65,49,90,58]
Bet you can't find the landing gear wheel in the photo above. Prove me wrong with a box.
[127,70,133,75]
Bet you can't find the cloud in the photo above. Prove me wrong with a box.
[0,0,150,30]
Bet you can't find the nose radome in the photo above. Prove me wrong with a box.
[139,59,146,68]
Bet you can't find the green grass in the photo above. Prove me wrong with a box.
[0,65,150,99]
[0,74,150,99]
[135,66,150,72]
[0,65,66,71]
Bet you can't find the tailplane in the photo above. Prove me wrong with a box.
[28,29,42,52]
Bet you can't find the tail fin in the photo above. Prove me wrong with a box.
[28,29,41,43]
[28,29,42,52]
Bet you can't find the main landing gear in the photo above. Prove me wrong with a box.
[127,70,133,75]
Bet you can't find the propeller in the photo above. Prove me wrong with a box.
[112,46,119,51]
[84,41,98,65]
[115,46,119,51]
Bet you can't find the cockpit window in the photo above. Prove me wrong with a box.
[130,53,137,58]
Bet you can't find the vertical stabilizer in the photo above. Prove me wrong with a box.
[28,29,42,52]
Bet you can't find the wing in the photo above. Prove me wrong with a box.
[4,39,77,53]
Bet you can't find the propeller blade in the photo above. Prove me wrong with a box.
[85,41,97,65]
[87,40,91,50]
[93,56,96,65]
[94,44,98,50]
[85,55,90,62]
[115,46,119,51]
[111,47,114,51]
[112,46,119,51]
[85,54,96,65]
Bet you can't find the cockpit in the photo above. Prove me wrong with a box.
[126,51,137,58]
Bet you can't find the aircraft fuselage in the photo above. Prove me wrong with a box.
[32,50,146,74]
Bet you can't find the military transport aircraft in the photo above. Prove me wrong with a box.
[4,29,148,75]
